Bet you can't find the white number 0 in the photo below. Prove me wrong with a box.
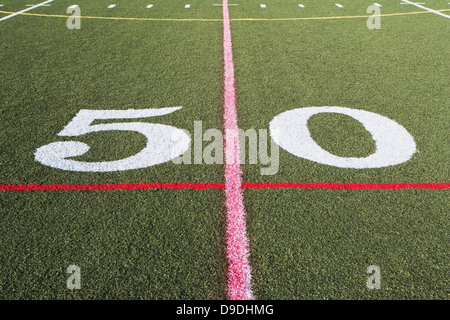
[34,107,190,172]
[270,106,417,169]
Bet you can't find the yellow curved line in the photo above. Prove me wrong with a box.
[1,9,450,22]
[233,9,450,21]
[0,10,222,21]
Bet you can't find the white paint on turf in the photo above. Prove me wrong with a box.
[35,107,191,172]
[269,107,417,169]
[400,0,450,18]
[0,0,53,21]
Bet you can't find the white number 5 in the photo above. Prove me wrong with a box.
[34,107,190,172]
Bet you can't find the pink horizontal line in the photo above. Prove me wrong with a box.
[0,182,448,191]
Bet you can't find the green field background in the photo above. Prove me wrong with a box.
[0,0,448,299]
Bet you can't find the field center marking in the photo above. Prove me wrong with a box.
[0,0,53,21]
[222,0,254,300]
[401,0,450,18]
[1,182,449,191]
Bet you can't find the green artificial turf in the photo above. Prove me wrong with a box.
[0,0,448,299]
[0,0,224,185]
[232,4,450,183]
[0,189,227,299]
[1,0,227,299]
[245,188,448,299]
[232,0,449,299]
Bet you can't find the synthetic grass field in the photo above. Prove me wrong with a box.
[0,0,448,300]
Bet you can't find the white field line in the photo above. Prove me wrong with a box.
[336,4,344,8]
[0,0,53,21]
[401,0,450,18]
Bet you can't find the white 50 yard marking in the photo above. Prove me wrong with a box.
[0,0,53,21]
[270,107,417,169]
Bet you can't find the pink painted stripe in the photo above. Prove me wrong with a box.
[222,0,254,300]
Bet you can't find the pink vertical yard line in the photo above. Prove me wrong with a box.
[222,0,254,300]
